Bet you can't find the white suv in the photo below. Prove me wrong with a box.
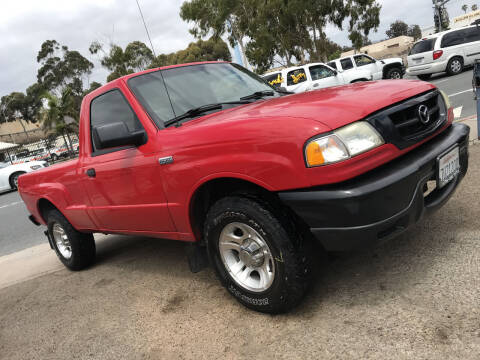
[407,25,480,80]
[262,62,371,94]
[327,54,405,80]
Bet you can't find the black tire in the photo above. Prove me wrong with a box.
[446,57,463,76]
[204,196,312,314]
[417,74,432,81]
[47,209,95,271]
[9,171,25,190]
[385,67,403,79]
[51,154,58,161]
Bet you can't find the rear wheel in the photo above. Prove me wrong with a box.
[417,74,432,81]
[204,196,312,314]
[447,57,463,76]
[47,209,95,270]
[9,171,25,190]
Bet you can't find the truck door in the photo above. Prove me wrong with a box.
[81,89,176,234]
[308,64,343,89]
[353,54,381,79]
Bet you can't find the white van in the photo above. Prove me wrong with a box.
[262,62,371,94]
[407,25,480,80]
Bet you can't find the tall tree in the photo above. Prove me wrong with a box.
[37,40,93,96]
[386,20,409,38]
[462,4,468,13]
[150,37,231,68]
[41,87,79,142]
[407,25,422,40]
[473,4,478,11]
[180,0,252,68]
[89,40,154,82]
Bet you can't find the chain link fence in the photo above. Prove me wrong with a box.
[0,130,79,165]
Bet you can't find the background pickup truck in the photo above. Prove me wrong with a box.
[18,61,469,314]
[327,53,405,80]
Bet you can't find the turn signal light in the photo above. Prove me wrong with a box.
[433,50,443,60]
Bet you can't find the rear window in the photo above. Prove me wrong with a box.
[410,38,436,55]
[263,72,283,88]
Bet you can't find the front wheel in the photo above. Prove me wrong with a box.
[204,196,312,314]
[47,209,96,270]
[9,171,25,190]
[386,67,403,79]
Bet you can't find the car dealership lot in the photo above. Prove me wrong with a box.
[0,145,479,359]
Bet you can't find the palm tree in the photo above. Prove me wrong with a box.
[41,87,79,154]
[462,4,468,13]
[473,4,478,11]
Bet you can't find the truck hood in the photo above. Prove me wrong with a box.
[185,79,435,131]
[382,57,403,65]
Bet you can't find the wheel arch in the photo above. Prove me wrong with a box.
[350,78,368,83]
[37,197,62,224]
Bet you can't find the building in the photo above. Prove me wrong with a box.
[340,36,415,60]
[452,9,480,28]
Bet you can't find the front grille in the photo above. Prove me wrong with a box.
[366,90,447,150]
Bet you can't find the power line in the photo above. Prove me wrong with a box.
[135,0,156,57]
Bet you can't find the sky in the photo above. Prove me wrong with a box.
[0,0,478,96]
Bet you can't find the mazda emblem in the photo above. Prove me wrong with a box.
[418,105,430,124]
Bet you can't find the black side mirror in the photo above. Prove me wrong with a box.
[93,122,146,150]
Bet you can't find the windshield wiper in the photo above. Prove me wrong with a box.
[164,101,251,127]
[240,90,275,101]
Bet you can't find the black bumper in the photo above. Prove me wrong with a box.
[278,123,470,251]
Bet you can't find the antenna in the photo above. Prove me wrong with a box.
[135,0,156,57]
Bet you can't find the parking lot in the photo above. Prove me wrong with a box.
[0,142,478,359]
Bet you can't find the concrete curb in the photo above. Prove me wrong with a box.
[456,115,479,146]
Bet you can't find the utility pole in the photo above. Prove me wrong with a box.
[432,0,451,32]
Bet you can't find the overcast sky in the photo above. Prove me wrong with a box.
[0,0,478,96]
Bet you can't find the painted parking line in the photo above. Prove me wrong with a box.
[453,106,463,119]
[448,89,472,97]
[0,201,22,210]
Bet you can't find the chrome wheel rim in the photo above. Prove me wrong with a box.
[390,71,401,79]
[451,60,461,73]
[219,222,275,292]
[52,223,72,259]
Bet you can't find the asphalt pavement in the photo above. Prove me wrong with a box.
[407,68,476,120]
[0,190,45,256]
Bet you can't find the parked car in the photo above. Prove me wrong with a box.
[406,25,480,80]
[0,160,48,193]
[18,61,469,314]
[327,53,405,80]
[262,62,370,93]
[50,144,70,161]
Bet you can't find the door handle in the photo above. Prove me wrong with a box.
[86,168,96,178]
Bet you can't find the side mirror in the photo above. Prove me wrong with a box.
[93,122,146,150]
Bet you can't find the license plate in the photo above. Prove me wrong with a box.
[437,147,460,188]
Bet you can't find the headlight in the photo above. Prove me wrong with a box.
[30,165,42,170]
[305,122,384,167]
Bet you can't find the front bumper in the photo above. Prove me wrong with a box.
[279,123,469,251]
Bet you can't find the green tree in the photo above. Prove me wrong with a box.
[150,37,231,68]
[473,4,478,11]
[462,4,468,13]
[386,20,409,38]
[407,25,422,40]
[40,87,79,144]
[89,40,154,82]
[37,40,93,96]
[84,81,102,95]
[181,0,381,72]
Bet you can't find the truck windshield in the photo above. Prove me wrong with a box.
[128,63,276,127]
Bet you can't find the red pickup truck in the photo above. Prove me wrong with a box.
[18,62,469,313]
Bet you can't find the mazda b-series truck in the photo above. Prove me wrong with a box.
[18,61,469,313]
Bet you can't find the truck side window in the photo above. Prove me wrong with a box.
[309,65,335,80]
[327,62,337,70]
[340,58,354,70]
[90,89,143,152]
[286,68,307,86]
[354,55,375,67]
